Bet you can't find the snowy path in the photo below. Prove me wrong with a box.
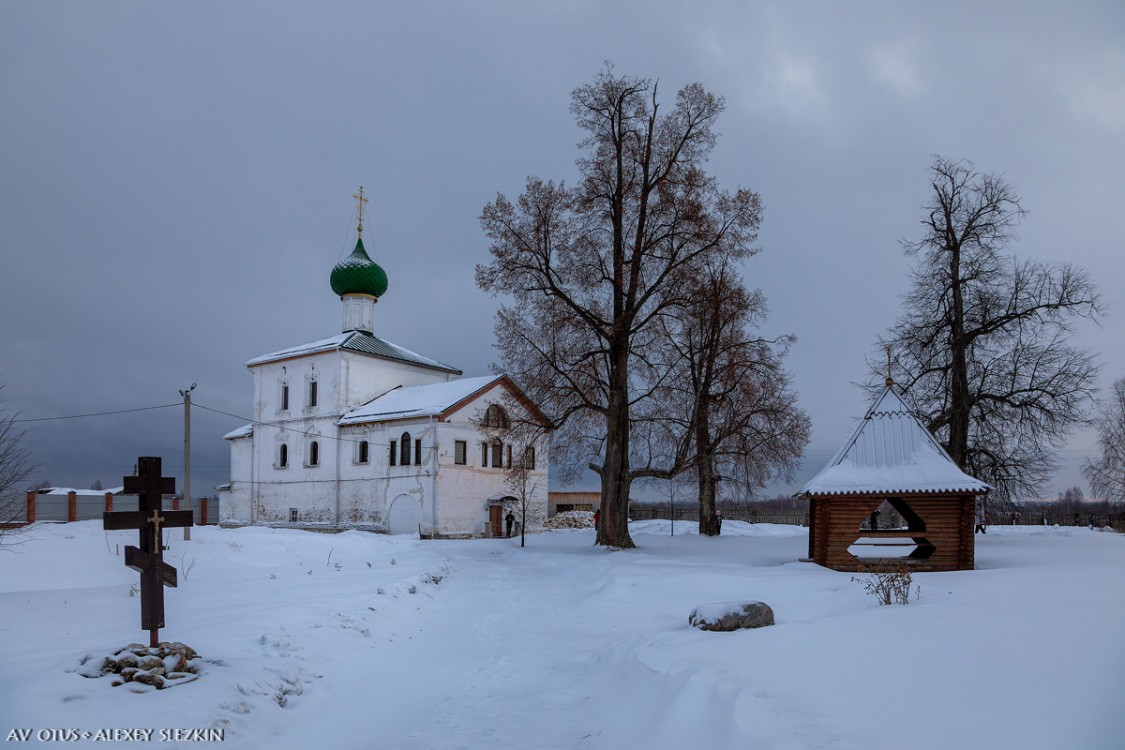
[343,547,601,749]
[270,541,621,750]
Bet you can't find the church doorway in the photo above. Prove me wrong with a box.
[489,505,503,537]
[388,494,422,536]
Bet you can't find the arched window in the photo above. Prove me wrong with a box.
[491,438,503,468]
[484,404,509,429]
[401,432,412,466]
[309,441,320,467]
[358,440,369,464]
[278,443,288,468]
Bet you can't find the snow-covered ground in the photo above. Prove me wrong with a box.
[1,520,1121,749]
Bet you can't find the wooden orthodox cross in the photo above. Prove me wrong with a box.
[103,457,193,647]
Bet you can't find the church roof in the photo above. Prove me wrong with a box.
[338,374,550,426]
[224,424,253,440]
[245,332,462,375]
[801,385,990,497]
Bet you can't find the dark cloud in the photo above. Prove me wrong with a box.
[2,0,1121,498]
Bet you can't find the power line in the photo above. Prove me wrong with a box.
[13,403,181,423]
[192,401,372,447]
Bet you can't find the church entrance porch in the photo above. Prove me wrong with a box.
[388,494,422,537]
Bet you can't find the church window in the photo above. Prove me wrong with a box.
[358,440,369,464]
[491,438,503,468]
[281,384,289,411]
[454,440,467,465]
[278,443,288,468]
[308,380,318,408]
[308,441,320,467]
[484,404,509,429]
[400,432,412,466]
[481,442,488,467]
[414,438,422,466]
[289,508,298,522]
[389,440,397,466]
[506,445,513,468]
[524,446,536,470]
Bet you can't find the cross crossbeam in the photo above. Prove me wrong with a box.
[103,456,193,646]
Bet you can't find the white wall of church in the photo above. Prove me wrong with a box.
[428,392,550,537]
[221,434,254,524]
[224,349,547,536]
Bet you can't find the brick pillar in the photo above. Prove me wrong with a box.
[201,499,208,526]
[67,491,77,522]
[105,492,113,513]
[26,491,36,524]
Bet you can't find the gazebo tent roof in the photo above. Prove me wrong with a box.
[802,385,990,497]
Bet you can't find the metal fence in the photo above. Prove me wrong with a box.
[630,506,809,526]
[630,506,1125,531]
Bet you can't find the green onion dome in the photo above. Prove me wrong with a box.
[330,238,388,298]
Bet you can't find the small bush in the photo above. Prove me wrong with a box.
[852,561,918,605]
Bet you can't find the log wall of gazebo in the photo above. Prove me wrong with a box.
[807,493,977,572]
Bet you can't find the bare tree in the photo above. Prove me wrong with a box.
[655,261,809,535]
[879,157,1101,504]
[1084,377,1125,508]
[504,442,548,548]
[0,384,36,547]
[478,66,761,548]
[1056,486,1085,520]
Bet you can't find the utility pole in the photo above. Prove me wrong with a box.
[179,383,196,541]
[669,481,674,537]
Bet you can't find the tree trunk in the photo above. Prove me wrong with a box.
[697,460,719,536]
[695,399,719,536]
[598,339,635,548]
[947,243,970,466]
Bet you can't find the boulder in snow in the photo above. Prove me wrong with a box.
[689,601,774,632]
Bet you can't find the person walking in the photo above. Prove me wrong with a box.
[715,511,723,535]
[975,500,987,534]
[505,510,515,538]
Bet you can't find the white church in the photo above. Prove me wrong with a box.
[219,192,550,537]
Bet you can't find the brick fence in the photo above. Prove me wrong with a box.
[8,491,219,527]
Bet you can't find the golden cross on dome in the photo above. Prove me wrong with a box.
[353,186,369,238]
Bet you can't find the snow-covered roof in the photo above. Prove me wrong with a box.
[245,331,461,375]
[338,375,504,425]
[224,424,253,440]
[39,486,125,496]
[802,385,990,497]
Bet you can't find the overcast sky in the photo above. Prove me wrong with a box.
[2,1,1122,500]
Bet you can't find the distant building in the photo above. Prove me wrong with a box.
[220,195,550,537]
[548,492,598,517]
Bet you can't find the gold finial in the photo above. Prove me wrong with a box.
[885,346,894,386]
[353,186,369,238]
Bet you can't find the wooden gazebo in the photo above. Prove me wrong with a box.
[800,383,989,572]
